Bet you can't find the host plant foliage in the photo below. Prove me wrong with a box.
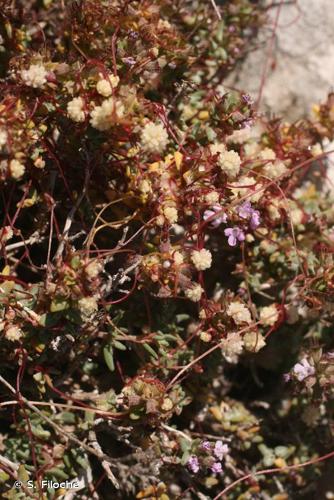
[0,0,334,499]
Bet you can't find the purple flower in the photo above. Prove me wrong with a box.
[224,227,245,246]
[203,205,227,228]
[201,441,212,451]
[237,201,253,219]
[123,57,136,66]
[242,93,253,105]
[243,118,254,128]
[292,358,315,381]
[250,210,261,229]
[237,201,261,229]
[187,455,200,473]
[214,441,229,460]
[211,462,223,473]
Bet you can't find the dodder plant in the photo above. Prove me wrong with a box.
[1,0,334,498]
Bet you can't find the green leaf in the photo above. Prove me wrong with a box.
[39,312,62,327]
[31,425,51,439]
[46,467,68,480]
[129,411,141,420]
[17,465,29,482]
[113,340,127,351]
[103,345,115,372]
[57,412,76,424]
[143,343,159,360]
[50,298,69,313]
[0,470,10,482]
[181,450,190,465]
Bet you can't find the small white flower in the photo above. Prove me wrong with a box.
[263,160,287,179]
[211,143,241,179]
[260,305,279,326]
[259,147,276,161]
[199,331,212,342]
[243,331,266,352]
[163,206,178,224]
[173,251,184,265]
[21,64,48,88]
[157,19,172,30]
[267,200,281,221]
[191,248,212,271]
[0,226,13,243]
[226,302,252,324]
[85,260,102,279]
[230,176,263,202]
[311,143,322,157]
[227,128,251,144]
[204,190,219,204]
[9,159,25,180]
[5,326,23,342]
[287,201,303,225]
[78,296,98,317]
[34,157,45,169]
[90,98,125,131]
[96,74,120,97]
[185,283,204,302]
[0,129,7,150]
[140,121,169,154]
[139,179,152,194]
[221,332,244,362]
[161,397,173,411]
[67,97,85,122]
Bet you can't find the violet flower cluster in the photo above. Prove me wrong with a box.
[187,440,229,474]
[224,201,261,247]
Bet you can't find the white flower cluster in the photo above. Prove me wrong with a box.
[0,226,13,243]
[263,160,287,179]
[78,296,98,317]
[173,251,184,266]
[85,260,103,280]
[226,302,252,324]
[204,190,219,204]
[9,159,25,180]
[5,325,23,342]
[210,143,241,179]
[21,64,48,88]
[191,248,212,271]
[96,74,120,97]
[260,304,279,326]
[243,331,266,352]
[230,175,262,202]
[90,98,125,131]
[221,332,244,363]
[259,147,276,161]
[67,97,85,122]
[0,129,7,150]
[140,121,169,154]
[185,283,204,302]
[163,206,178,225]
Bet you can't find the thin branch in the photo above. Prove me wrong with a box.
[209,0,222,20]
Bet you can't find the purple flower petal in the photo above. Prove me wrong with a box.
[214,441,229,460]
[187,455,200,473]
[211,462,223,473]
[204,205,227,228]
[201,441,212,451]
[225,227,245,246]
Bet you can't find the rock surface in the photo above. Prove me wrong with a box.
[226,0,334,120]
